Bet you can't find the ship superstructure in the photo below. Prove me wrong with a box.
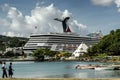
[23,17,102,54]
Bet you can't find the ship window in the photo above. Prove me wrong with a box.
[48,44,53,45]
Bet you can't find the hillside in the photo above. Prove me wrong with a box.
[0,35,28,51]
[88,29,120,56]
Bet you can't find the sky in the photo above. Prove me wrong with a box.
[0,0,120,37]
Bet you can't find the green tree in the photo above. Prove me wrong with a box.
[106,42,120,55]
[60,51,71,57]
[88,29,120,56]
[47,50,59,57]
[4,51,14,58]
[32,48,59,61]
[0,41,5,51]
[32,48,45,61]
[0,35,28,51]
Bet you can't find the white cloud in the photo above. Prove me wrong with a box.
[1,3,87,37]
[69,20,87,36]
[115,0,120,12]
[62,10,72,18]
[2,31,23,37]
[36,1,45,7]
[0,18,10,27]
[91,0,120,13]
[2,4,28,31]
[91,0,114,6]
[115,0,120,7]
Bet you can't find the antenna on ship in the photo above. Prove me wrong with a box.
[30,26,38,36]
[34,26,38,34]
[54,17,71,33]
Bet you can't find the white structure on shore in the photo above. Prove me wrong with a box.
[72,42,88,57]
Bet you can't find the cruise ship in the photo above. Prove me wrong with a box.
[23,17,102,54]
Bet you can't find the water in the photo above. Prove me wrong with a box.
[0,61,120,78]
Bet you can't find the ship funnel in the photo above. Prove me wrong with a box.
[54,17,71,33]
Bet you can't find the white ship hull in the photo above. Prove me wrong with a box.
[23,33,101,54]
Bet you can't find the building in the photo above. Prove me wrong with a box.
[72,42,88,57]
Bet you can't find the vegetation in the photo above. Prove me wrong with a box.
[3,51,15,58]
[0,35,28,51]
[60,51,71,58]
[32,48,45,61]
[32,48,71,61]
[0,50,26,58]
[88,29,120,56]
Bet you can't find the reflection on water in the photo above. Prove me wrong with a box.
[45,73,74,78]
[110,70,120,77]
[41,70,120,78]
[0,61,120,78]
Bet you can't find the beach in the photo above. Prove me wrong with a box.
[0,78,120,80]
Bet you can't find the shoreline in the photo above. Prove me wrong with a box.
[1,59,120,62]
[1,59,120,63]
[0,78,120,80]
[1,55,120,63]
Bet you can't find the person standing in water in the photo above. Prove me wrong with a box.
[8,62,14,78]
[2,62,8,78]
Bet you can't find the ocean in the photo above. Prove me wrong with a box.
[0,61,120,78]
